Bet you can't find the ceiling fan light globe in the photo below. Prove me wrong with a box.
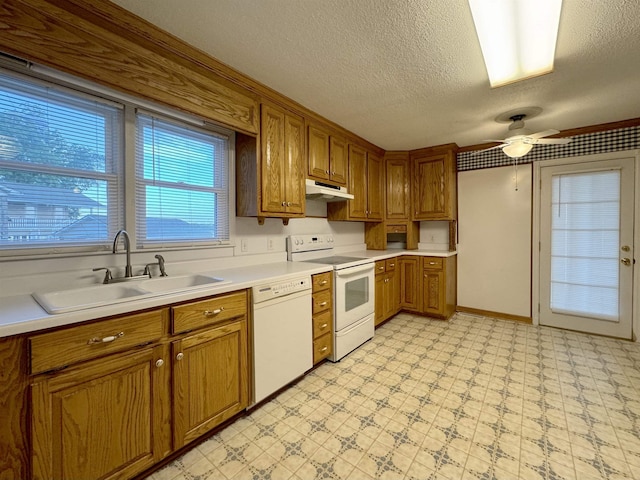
[503,142,533,158]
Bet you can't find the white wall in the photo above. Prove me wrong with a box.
[457,164,532,318]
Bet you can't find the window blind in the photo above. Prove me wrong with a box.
[550,170,620,321]
[0,71,122,249]
[135,112,229,246]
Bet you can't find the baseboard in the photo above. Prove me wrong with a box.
[456,306,532,324]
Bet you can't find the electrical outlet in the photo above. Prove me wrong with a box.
[241,238,248,252]
[267,237,275,251]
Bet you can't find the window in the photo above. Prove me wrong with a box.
[0,71,122,250]
[136,113,229,246]
[0,66,231,255]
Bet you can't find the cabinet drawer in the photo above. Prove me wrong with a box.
[29,309,167,374]
[312,290,332,315]
[385,258,397,272]
[172,290,248,333]
[423,257,443,270]
[386,224,407,234]
[313,333,332,363]
[312,310,332,339]
[375,260,386,275]
[312,272,332,292]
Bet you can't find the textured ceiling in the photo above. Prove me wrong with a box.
[111,0,640,151]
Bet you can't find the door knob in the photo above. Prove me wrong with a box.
[621,258,631,266]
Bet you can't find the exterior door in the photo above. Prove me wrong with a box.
[539,156,634,338]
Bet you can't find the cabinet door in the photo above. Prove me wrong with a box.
[388,269,400,317]
[399,256,421,311]
[347,144,368,220]
[386,155,410,220]
[284,113,305,214]
[330,135,348,185]
[308,124,330,181]
[261,105,286,214]
[366,152,384,220]
[31,345,170,480]
[413,152,456,220]
[375,272,385,326]
[422,270,444,316]
[172,318,249,448]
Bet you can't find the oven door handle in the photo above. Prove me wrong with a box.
[335,263,374,277]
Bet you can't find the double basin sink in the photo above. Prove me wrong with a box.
[33,274,230,314]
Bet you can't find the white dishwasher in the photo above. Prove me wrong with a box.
[251,275,312,406]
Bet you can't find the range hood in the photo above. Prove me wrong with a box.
[305,179,353,201]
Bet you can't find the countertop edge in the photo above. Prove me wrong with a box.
[0,249,456,338]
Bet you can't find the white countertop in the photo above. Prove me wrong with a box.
[0,248,456,338]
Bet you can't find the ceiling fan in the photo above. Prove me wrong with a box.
[479,108,572,158]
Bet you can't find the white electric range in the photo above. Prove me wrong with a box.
[287,234,375,361]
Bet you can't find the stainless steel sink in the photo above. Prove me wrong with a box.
[32,274,230,314]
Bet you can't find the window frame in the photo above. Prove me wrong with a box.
[0,64,234,259]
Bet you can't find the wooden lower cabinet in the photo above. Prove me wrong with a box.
[311,272,333,363]
[30,344,171,480]
[172,317,249,448]
[22,289,251,480]
[374,258,400,326]
[398,256,457,319]
[399,256,422,311]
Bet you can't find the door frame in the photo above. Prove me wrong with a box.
[532,149,640,341]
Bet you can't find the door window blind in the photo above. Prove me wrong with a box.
[550,170,620,321]
[135,113,229,246]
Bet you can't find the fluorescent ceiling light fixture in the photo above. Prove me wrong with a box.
[468,0,563,87]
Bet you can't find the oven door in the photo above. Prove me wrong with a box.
[334,262,375,331]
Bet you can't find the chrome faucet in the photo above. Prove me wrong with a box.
[155,254,168,276]
[112,229,133,277]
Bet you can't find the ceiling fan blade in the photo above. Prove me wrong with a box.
[482,139,508,143]
[535,138,572,145]
[471,143,508,155]
[528,129,560,139]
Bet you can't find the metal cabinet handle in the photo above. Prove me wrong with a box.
[319,280,328,285]
[378,266,385,270]
[389,263,395,267]
[319,301,328,307]
[155,359,164,368]
[320,346,328,353]
[204,307,224,316]
[87,331,124,345]
[176,352,184,361]
[281,201,286,206]
[320,323,328,330]
[325,170,329,174]
[429,261,437,265]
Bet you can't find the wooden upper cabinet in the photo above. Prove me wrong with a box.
[385,152,411,220]
[346,144,368,219]
[307,124,347,186]
[258,103,305,217]
[308,124,330,181]
[329,136,348,185]
[327,144,384,222]
[366,151,384,221]
[411,145,458,221]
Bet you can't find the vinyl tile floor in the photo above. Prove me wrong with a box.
[146,312,640,480]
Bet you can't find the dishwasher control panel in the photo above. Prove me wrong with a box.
[252,276,311,304]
